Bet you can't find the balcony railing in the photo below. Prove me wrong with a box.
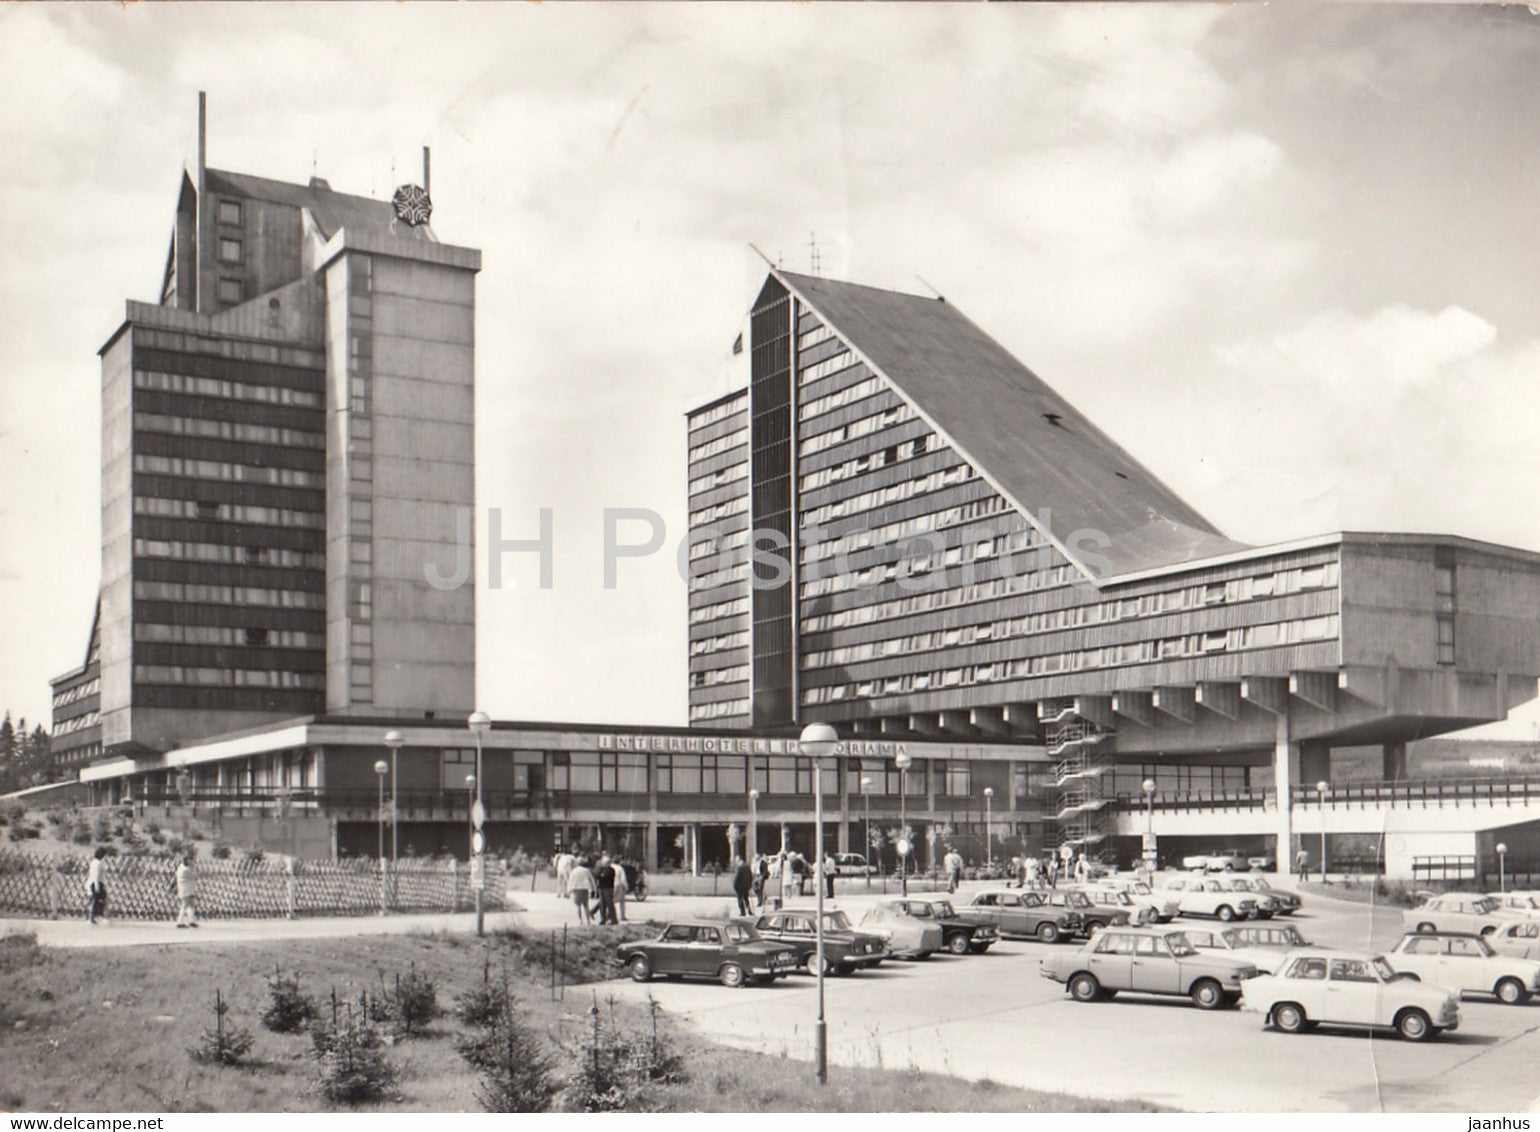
[1115,790,1276,813]
[1292,776,1540,809]
[136,787,569,818]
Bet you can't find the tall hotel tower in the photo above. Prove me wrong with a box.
[52,97,480,768]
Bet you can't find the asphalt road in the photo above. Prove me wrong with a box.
[602,885,1540,1113]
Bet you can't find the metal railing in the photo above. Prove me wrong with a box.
[1293,776,1540,809]
[137,787,571,818]
[1114,789,1276,813]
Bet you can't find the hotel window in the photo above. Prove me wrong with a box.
[217,199,243,225]
[440,748,475,791]
[217,278,243,304]
[218,237,243,263]
[940,761,971,797]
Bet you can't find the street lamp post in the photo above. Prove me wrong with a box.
[895,752,912,896]
[373,759,389,914]
[748,788,760,866]
[1142,778,1156,873]
[1497,842,1509,893]
[1316,780,1330,883]
[383,730,404,868]
[799,722,839,1086]
[468,711,492,937]
[859,776,873,889]
[983,786,995,870]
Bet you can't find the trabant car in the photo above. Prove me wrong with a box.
[1158,876,1259,921]
[1385,930,1540,1005]
[857,900,945,959]
[1488,919,1540,961]
[1404,893,1524,936]
[617,920,799,987]
[1178,923,1311,974]
[1240,950,1460,1041]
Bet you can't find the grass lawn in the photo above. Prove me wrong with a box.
[0,928,1165,1113]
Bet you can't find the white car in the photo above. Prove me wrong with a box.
[1488,920,1540,961]
[1206,876,1280,918]
[1158,876,1259,921]
[1179,923,1312,974]
[1485,892,1540,919]
[832,853,877,877]
[1404,893,1526,936]
[1097,878,1180,923]
[1180,849,1250,873]
[1385,931,1540,1005]
[1240,949,1461,1041]
[1227,876,1302,915]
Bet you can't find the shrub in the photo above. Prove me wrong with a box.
[313,1007,399,1104]
[91,813,113,842]
[456,981,558,1112]
[69,823,93,846]
[189,989,255,1067]
[44,810,68,828]
[373,964,438,1037]
[261,966,319,1034]
[145,820,162,836]
[455,954,509,1027]
[560,992,685,1112]
[212,843,232,860]
[0,801,24,826]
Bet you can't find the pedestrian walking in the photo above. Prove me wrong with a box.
[943,846,964,894]
[174,854,200,928]
[594,854,618,924]
[555,849,576,898]
[568,857,595,925]
[754,854,769,909]
[779,852,797,909]
[823,852,837,899]
[85,847,108,924]
[732,856,754,916]
[613,857,630,921]
[1046,855,1059,888]
[1074,853,1090,883]
[1295,848,1310,883]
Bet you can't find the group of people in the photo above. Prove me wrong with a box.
[81,847,201,928]
[553,850,632,925]
[731,850,840,914]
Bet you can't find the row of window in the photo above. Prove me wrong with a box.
[1110,765,1255,798]
[688,595,750,626]
[687,427,748,465]
[133,665,324,689]
[133,453,323,489]
[688,460,749,498]
[690,629,749,657]
[689,494,749,527]
[799,615,1341,705]
[132,538,324,570]
[132,330,324,371]
[688,664,749,689]
[798,370,881,421]
[802,495,1015,565]
[689,527,751,562]
[802,463,976,527]
[52,678,100,708]
[134,580,325,609]
[800,401,916,457]
[53,711,101,736]
[687,394,748,434]
[800,434,933,492]
[798,529,1042,599]
[797,348,855,387]
[688,698,750,721]
[801,573,1034,634]
[134,368,322,408]
[796,323,833,354]
[133,411,324,450]
[133,623,322,649]
[134,496,325,530]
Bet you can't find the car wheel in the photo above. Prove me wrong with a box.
[1271,1002,1307,1034]
[1036,922,1060,944]
[1068,972,1102,1002]
[1495,976,1529,1005]
[628,955,652,983]
[1415,922,1435,933]
[1190,978,1225,1011]
[1224,862,1234,872]
[804,951,832,977]
[1085,921,1106,938]
[946,933,971,955]
[1395,1008,1433,1041]
[1216,905,1236,922]
[969,943,992,954]
[719,963,747,988]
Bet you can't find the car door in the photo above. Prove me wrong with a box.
[686,926,725,976]
[650,924,695,974]
[1087,932,1135,989]
[783,914,815,957]
[1133,933,1182,993]
[1325,956,1382,1025]
[1441,935,1488,991]
[970,892,1002,930]
[1279,955,1330,1016]
[1392,933,1442,981]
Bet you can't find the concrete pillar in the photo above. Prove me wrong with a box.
[1382,742,1408,782]
[644,820,658,870]
[1272,713,1299,876]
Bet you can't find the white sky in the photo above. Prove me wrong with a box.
[2,3,1539,734]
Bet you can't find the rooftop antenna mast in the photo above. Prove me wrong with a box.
[423,146,431,195]
[196,91,207,313]
[808,231,822,277]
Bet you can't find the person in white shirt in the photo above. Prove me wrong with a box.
[555,851,576,898]
[566,858,595,925]
[174,855,200,928]
[85,847,107,924]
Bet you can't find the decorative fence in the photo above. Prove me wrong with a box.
[0,849,516,921]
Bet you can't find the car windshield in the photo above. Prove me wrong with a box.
[905,904,934,918]
[1252,878,1276,891]
[1471,935,1498,957]
[1282,927,1307,945]
[1166,934,1198,957]
[723,923,757,943]
[930,901,956,917]
[1472,897,1500,914]
[823,911,853,932]
[1372,956,1396,982]
[1231,879,1255,891]
[1130,883,1152,895]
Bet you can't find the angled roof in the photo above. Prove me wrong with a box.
[204,167,437,245]
[773,270,1248,577]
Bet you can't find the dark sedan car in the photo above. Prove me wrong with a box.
[967,889,1083,943]
[891,897,1001,955]
[751,909,890,975]
[617,920,800,987]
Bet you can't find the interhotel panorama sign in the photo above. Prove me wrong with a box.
[593,732,982,757]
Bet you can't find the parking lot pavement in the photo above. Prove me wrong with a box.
[601,888,1540,1112]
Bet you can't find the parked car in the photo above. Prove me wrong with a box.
[1231,875,1302,914]
[1181,849,1250,872]
[1039,926,1259,1009]
[1384,931,1540,1005]
[1488,919,1540,961]
[857,899,945,959]
[1063,884,1157,926]
[887,896,1001,955]
[1040,888,1133,936]
[1206,876,1279,918]
[1177,923,1311,974]
[1404,893,1525,936]
[617,919,799,987]
[1247,853,1276,872]
[1485,892,1540,919]
[1158,876,1259,921]
[966,889,1082,942]
[750,908,889,975]
[832,853,877,877]
[1097,878,1180,923]
[1240,949,1461,1041]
